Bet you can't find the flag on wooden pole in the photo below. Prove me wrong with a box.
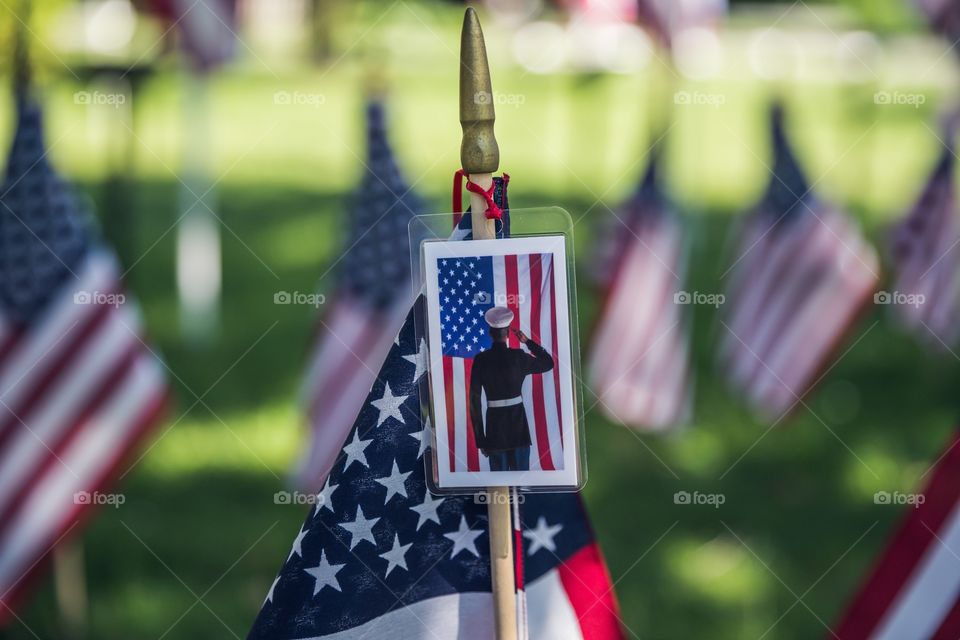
[248,197,624,640]
[587,149,691,431]
[0,91,168,622]
[720,104,879,419]
[292,98,424,492]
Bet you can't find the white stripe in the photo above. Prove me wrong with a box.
[872,500,960,640]
[517,255,542,472]
[0,353,164,593]
[538,255,564,468]
[0,308,139,512]
[285,566,583,639]
[452,358,468,473]
[0,254,116,405]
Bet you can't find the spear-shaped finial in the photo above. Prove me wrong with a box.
[459,7,499,174]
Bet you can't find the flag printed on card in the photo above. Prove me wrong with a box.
[0,92,168,621]
[720,105,879,418]
[831,430,960,639]
[423,235,580,490]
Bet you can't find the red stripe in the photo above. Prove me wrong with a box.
[556,543,625,640]
[0,343,143,527]
[932,596,960,640]
[0,302,114,455]
[505,255,520,348]
[832,431,960,639]
[0,386,168,625]
[514,525,524,591]
[528,255,553,471]
[463,359,479,472]
[549,257,564,448]
[442,356,456,473]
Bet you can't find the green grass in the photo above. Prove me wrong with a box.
[6,3,960,638]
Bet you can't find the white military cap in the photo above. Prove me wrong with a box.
[484,306,514,328]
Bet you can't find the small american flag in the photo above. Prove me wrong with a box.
[292,99,424,492]
[0,93,168,621]
[587,150,692,431]
[831,429,960,639]
[435,252,564,472]
[720,105,879,418]
[248,196,625,639]
[889,119,960,348]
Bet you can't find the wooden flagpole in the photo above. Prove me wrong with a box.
[459,8,517,640]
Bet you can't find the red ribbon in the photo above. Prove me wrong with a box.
[452,169,508,225]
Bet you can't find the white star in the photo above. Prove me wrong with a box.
[371,382,407,427]
[380,534,413,577]
[338,505,380,549]
[410,492,445,530]
[444,516,483,558]
[375,461,412,502]
[304,550,346,595]
[343,431,372,470]
[409,417,432,458]
[523,517,563,555]
[264,575,280,604]
[315,479,338,514]
[402,339,428,383]
[288,525,309,560]
[303,551,347,595]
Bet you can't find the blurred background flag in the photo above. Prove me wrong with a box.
[292,97,424,492]
[147,0,238,72]
[0,88,169,621]
[720,104,879,419]
[888,113,960,348]
[249,193,624,640]
[831,430,960,639]
[587,147,692,431]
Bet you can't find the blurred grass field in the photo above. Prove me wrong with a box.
[5,2,960,639]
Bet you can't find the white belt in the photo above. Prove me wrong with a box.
[487,396,522,408]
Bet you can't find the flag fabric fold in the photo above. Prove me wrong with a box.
[720,105,879,419]
[249,182,624,640]
[587,148,692,432]
[831,430,960,639]
[293,98,425,492]
[0,92,169,622]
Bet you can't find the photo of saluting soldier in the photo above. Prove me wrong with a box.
[469,306,555,471]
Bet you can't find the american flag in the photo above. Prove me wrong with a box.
[587,150,691,432]
[720,105,879,418]
[148,0,237,71]
[888,119,960,348]
[292,99,424,492]
[831,430,960,639]
[248,184,625,640]
[435,252,564,473]
[0,93,168,621]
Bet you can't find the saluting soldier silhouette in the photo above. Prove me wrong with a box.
[469,306,555,471]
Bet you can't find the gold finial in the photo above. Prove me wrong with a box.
[459,7,499,174]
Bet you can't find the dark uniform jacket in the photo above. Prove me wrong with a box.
[469,340,554,453]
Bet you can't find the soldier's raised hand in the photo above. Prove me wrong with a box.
[513,328,528,344]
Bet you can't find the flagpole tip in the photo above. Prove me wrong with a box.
[459,7,499,174]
